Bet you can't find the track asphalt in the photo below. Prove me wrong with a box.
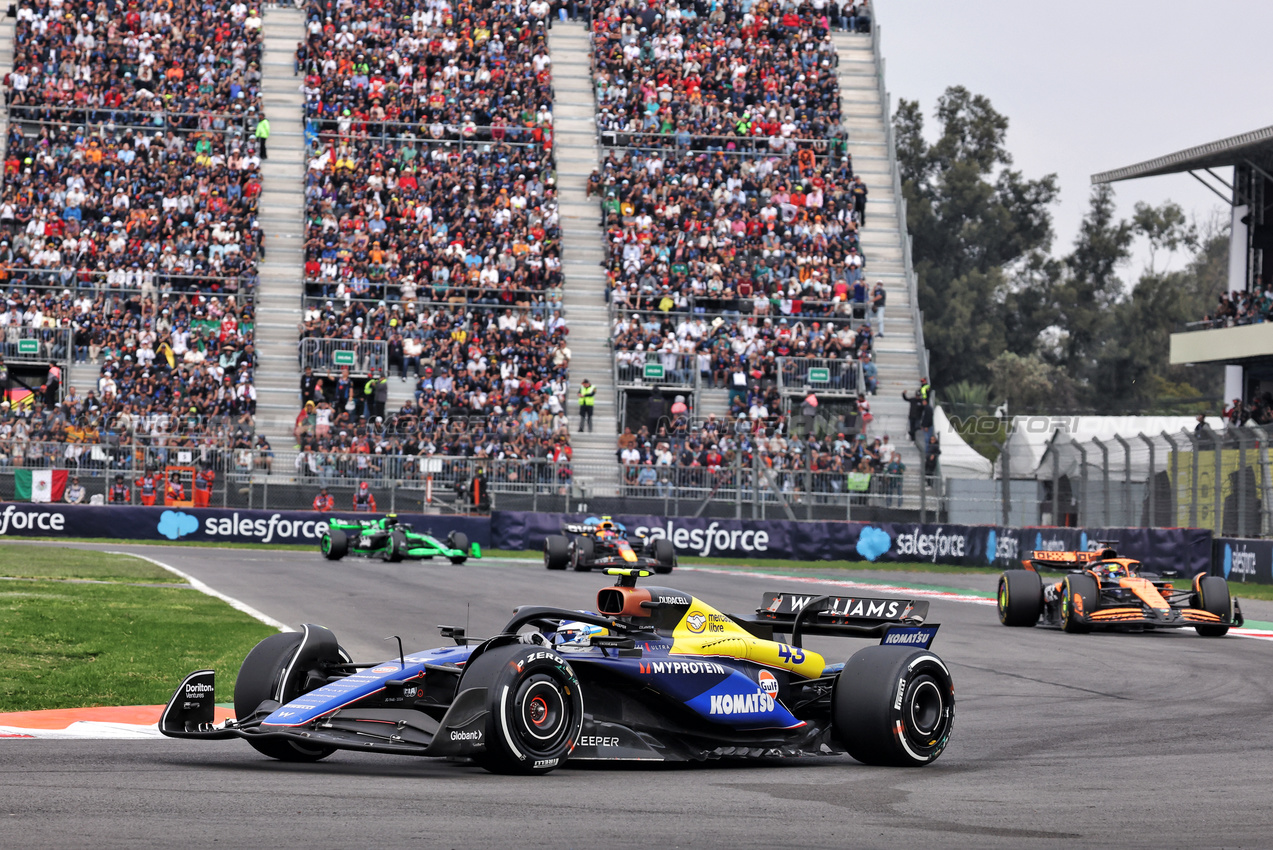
[4,544,1273,848]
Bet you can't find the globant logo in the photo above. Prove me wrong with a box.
[634,521,769,558]
[158,510,199,540]
[1225,544,1257,580]
[987,530,1020,564]
[855,526,891,561]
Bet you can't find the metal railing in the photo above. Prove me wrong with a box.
[0,267,259,294]
[614,351,698,388]
[304,118,553,149]
[2,327,72,363]
[871,19,931,381]
[775,356,864,396]
[595,130,850,161]
[299,337,389,373]
[5,104,261,135]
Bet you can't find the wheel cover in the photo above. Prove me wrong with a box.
[900,672,952,754]
[997,579,1008,622]
[511,675,571,755]
[321,536,331,555]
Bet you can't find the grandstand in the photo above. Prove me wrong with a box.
[1095,126,1273,411]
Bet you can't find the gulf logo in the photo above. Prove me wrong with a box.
[758,670,779,695]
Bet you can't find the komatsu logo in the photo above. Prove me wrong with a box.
[709,691,776,715]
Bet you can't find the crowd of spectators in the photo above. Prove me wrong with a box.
[590,0,843,144]
[303,138,560,308]
[1201,289,1273,330]
[1,0,267,457]
[595,149,868,318]
[300,0,554,143]
[10,0,265,128]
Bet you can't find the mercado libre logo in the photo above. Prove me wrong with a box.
[855,527,891,562]
[158,510,199,540]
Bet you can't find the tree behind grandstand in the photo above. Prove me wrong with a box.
[895,88,1223,414]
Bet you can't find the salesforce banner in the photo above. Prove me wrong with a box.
[1210,537,1273,584]
[0,503,490,548]
[492,512,1210,575]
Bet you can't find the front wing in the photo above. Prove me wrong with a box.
[1046,600,1244,630]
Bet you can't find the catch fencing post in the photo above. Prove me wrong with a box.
[1235,428,1250,535]
[1186,431,1201,529]
[1211,427,1223,534]
[1113,434,1132,528]
[1092,437,1110,528]
[1000,438,1010,527]
[1138,433,1156,527]
[1072,440,1088,528]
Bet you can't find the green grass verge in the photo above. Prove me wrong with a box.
[0,545,277,712]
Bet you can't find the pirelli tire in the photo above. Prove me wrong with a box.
[1061,573,1098,634]
[832,645,954,767]
[997,570,1043,627]
[651,538,676,574]
[460,644,584,776]
[543,535,570,570]
[1194,575,1232,637]
[234,632,344,763]
[321,529,347,561]
[384,530,407,562]
[572,537,595,572]
[446,531,470,564]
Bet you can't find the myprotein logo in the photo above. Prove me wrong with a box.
[894,527,967,562]
[202,513,329,544]
[634,521,770,557]
[0,505,67,535]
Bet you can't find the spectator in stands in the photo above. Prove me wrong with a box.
[63,475,85,504]
[312,486,334,511]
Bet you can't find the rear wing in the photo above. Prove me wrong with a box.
[1023,550,1097,571]
[739,591,932,647]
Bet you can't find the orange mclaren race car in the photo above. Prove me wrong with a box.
[997,545,1243,636]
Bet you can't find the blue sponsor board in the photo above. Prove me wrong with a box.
[1210,537,1273,584]
[0,503,490,547]
[491,512,1211,576]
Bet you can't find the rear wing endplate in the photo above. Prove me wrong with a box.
[744,592,932,647]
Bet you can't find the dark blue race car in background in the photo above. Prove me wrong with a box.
[160,570,954,773]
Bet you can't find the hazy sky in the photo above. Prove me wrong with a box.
[876,1,1273,277]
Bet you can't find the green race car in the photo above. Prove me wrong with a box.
[320,515,479,564]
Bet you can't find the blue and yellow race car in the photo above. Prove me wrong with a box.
[160,570,954,772]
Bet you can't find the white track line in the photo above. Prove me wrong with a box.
[108,550,292,632]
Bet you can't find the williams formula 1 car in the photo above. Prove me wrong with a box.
[543,516,676,573]
[320,515,479,564]
[160,569,954,772]
[997,545,1242,636]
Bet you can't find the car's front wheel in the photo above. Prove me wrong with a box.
[384,530,407,562]
[447,531,469,564]
[651,538,676,574]
[1194,575,1232,637]
[832,645,954,766]
[544,535,570,570]
[1061,574,1097,633]
[234,631,344,762]
[460,644,583,775]
[321,529,347,561]
[572,537,595,572]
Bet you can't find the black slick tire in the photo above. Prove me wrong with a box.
[447,532,469,564]
[233,633,336,762]
[1195,575,1232,637]
[1061,574,1097,633]
[997,570,1042,627]
[572,537,594,572]
[832,645,954,767]
[543,535,570,570]
[385,530,407,562]
[321,529,347,561]
[460,644,583,775]
[652,538,675,574]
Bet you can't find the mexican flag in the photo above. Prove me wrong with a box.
[15,469,68,503]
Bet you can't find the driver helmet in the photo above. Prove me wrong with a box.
[552,619,608,647]
[360,481,369,490]
[1097,562,1129,581]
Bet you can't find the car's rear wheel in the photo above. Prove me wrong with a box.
[832,645,954,767]
[543,535,570,570]
[321,529,347,561]
[447,531,469,564]
[652,538,675,574]
[997,570,1043,627]
[384,530,407,562]
[460,644,583,775]
[1061,574,1098,633]
[1194,575,1232,637]
[572,537,595,572]
[234,632,340,762]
